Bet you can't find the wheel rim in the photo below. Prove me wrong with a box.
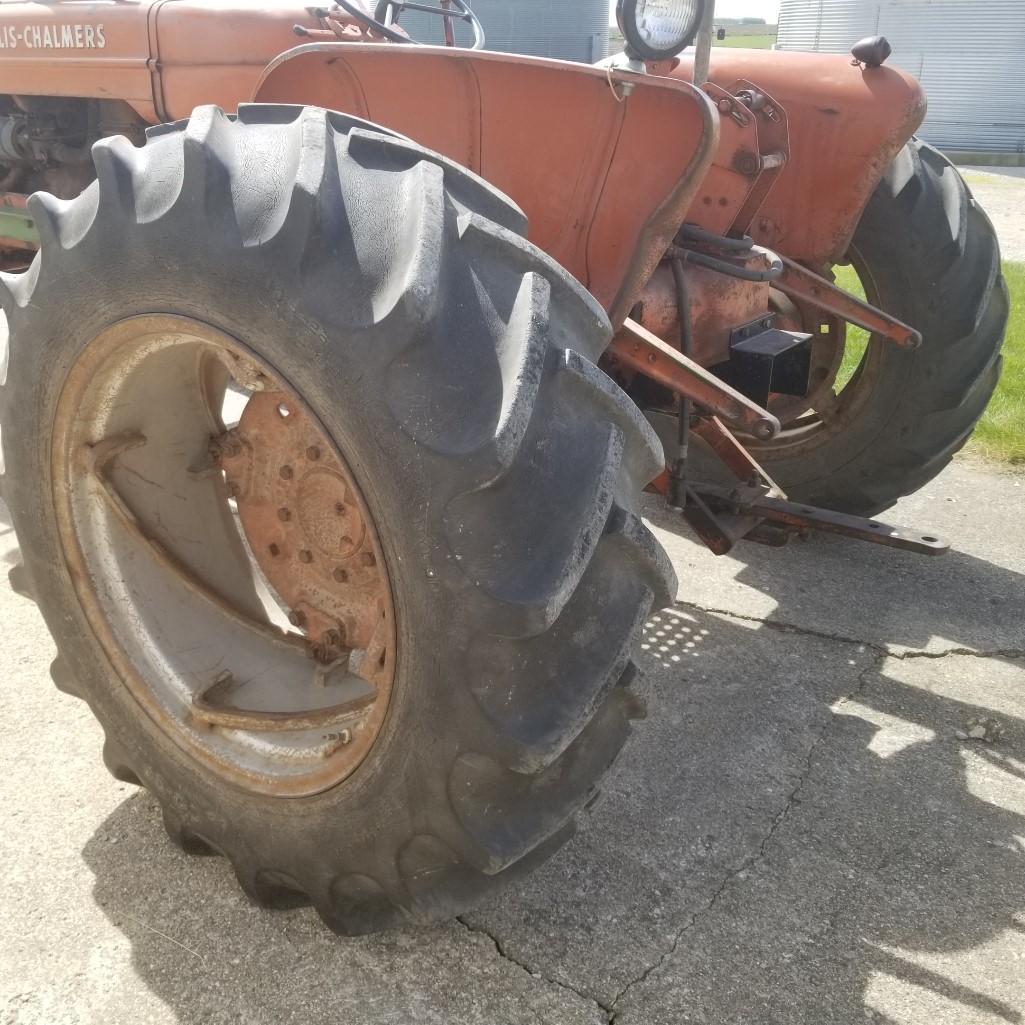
[748,248,886,458]
[52,315,396,797]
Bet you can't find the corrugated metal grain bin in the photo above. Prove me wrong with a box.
[776,0,1025,154]
[395,0,609,62]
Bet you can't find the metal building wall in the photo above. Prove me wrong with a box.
[393,0,609,63]
[776,0,1025,154]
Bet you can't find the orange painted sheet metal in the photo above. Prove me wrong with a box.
[0,0,159,120]
[255,45,718,324]
[675,49,926,267]
[153,0,323,121]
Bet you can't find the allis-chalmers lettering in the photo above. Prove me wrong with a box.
[0,23,107,49]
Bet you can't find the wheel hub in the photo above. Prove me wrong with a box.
[216,393,390,675]
[52,316,397,796]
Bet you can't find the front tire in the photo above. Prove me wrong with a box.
[755,139,1009,514]
[0,105,675,933]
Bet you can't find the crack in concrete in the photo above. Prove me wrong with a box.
[456,606,1022,1023]
[673,599,1025,661]
[455,916,614,1023]
[603,652,883,1023]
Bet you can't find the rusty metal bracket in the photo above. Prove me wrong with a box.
[692,416,784,494]
[690,482,949,557]
[611,318,781,440]
[191,670,376,732]
[654,415,948,558]
[726,80,790,240]
[776,256,922,349]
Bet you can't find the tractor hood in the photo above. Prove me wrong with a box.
[0,0,322,122]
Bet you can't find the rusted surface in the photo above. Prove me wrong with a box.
[692,482,950,557]
[254,44,718,326]
[635,259,771,369]
[722,80,790,239]
[218,391,393,686]
[692,415,784,495]
[776,256,921,349]
[653,414,948,557]
[610,319,779,440]
[192,670,376,732]
[52,315,396,797]
[687,83,762,237]
[675,50,926,265]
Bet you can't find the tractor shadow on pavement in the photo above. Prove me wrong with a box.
[80,517,1025,1023]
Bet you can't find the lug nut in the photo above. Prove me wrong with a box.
[299,549,313,564]
[288,609,306,628]
[333,567,348,583]
[360,551,376,567]
[279,465,294,481]
[268,543,281,558]
[306,446,321,461]
[278,507,292,523]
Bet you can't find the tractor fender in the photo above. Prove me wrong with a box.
[253,44,719,327]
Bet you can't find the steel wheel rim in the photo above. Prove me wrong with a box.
[52,315,397,797]
[748,247,886,457]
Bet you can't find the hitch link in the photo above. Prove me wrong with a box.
[610,318,781,440]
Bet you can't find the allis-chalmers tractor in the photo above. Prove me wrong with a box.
[0,0,1007,933]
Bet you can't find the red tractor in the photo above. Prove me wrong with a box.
[0,0,1006,932]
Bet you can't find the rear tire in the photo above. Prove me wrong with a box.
[754,139,1009,515]
[0,104,675,933]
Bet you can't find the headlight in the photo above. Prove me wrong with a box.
[616,0,705,61]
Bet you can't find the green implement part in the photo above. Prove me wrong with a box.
[0,198,38,246]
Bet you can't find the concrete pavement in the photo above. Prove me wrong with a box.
[2,459,1023,1025]
[963,168,1025,262]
